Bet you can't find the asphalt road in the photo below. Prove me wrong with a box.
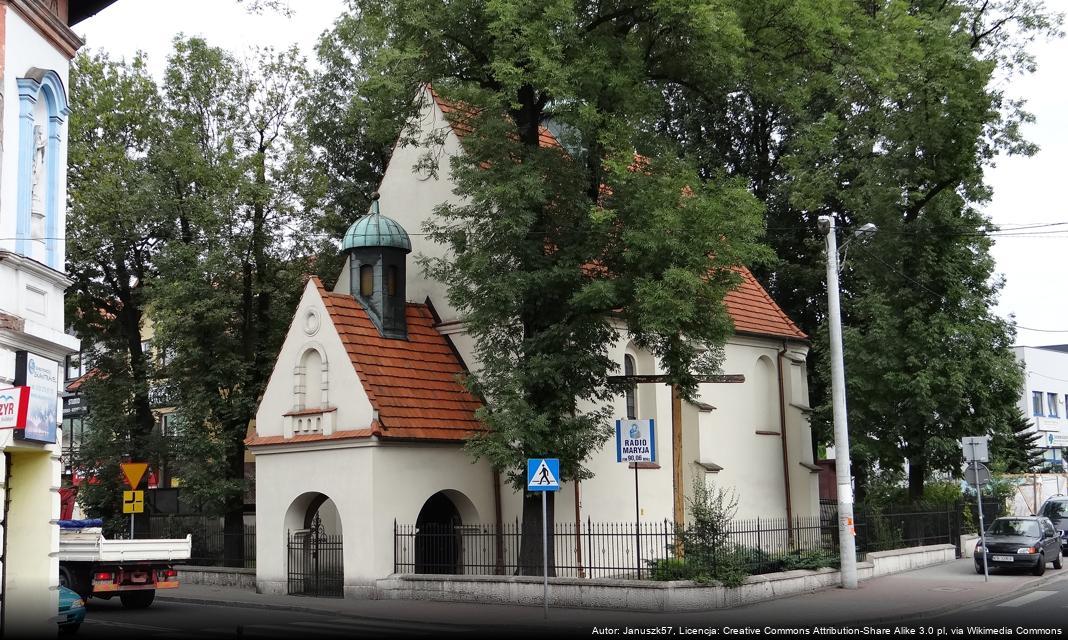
[922,567,1068,629]
[77,598,475,638]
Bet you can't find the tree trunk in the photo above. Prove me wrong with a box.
[517,491,555,576]
[222,421,247,567]
[908,456,926,502]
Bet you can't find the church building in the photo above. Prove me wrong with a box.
[248,87,818,598]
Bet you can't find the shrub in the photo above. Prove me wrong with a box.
[782,548,839,571]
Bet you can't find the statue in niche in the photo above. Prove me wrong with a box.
[31,125,45,213]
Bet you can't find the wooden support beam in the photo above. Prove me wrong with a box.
[606,374,745,385]
[672,385,684,529]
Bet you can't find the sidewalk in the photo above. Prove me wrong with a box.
[156,559,1068,630]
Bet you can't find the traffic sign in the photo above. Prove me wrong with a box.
[961,436,989,462]
[965,462,991,486]
[122,490,144,514]
[616,419,656,463]
[527,458,560,492]
[120,462,149,489]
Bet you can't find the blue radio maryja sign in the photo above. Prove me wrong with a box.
[616,419,655,463]
[527,458,561,492]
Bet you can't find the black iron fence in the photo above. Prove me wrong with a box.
[395,500,1005,579]
[821,498,1004,556]
[396,515,834,579]
[145,515,256,569]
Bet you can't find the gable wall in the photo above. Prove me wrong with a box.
[255,280,375,438]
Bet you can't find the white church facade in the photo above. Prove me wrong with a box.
[249,87,819,598]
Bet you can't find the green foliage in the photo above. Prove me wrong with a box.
[657,0,1060,500]
[314,2,770,508]
[990,410,1045,474]
[68,39,322,534]
[66,51,171,523]
[782,548,839,572]
[649,480,752,587]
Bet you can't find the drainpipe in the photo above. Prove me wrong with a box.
[778,343,794,546]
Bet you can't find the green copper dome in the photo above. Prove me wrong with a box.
[341,195,412,253]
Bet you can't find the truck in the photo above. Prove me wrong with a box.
[58,519,192,609]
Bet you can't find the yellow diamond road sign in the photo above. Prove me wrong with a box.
[123,490,144,514]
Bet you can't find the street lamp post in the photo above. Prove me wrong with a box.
[818,215,875,590]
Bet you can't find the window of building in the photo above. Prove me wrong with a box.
[387,265,398,296]
[65,353,81,381]
[1048,392,1059,418]
[161,413,181,437]
[1033,391,1044,416]
[360,265,374,297]
[624,354,637,420]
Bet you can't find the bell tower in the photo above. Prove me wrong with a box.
[341,193,412,339]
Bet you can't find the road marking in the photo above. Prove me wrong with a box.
[997,590,1058,607]
[84,618,181,632]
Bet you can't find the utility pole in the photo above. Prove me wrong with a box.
[819,214,859,590]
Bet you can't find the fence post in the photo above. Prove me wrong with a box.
[393,519,397,574]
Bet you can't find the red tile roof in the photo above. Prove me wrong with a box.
[429,85,562,150]
[315,278,484,441]
[724,267,807,341]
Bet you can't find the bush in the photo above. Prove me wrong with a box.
[648,480,752,587]
[782,548,839,571]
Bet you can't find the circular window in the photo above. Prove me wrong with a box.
[303,309,321,336]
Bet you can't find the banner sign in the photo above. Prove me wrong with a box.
[616,419,656,463]
[0,386,30,429]
[14,351,59,444]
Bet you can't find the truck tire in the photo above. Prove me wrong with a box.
[59,566,91,600]
[119,590,155,609]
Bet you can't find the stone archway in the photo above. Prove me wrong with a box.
[414,490,478,574]
[284,492,343,597]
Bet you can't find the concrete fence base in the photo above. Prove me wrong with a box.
[374,544,956,612]
[176,565,257,590]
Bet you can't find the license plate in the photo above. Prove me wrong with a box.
[991,555,1014,562]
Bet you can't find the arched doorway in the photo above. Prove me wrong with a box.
[285,492,343,597]
[415,491,463,574]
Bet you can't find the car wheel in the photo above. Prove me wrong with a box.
[119,590,155,609]
[975,561,984,574]
[1054,553,1063,570]
[1033,554,1046,576]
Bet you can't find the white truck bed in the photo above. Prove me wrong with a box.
[59,528,192,563]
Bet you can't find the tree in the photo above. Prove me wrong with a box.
[149,37,317,562]
[655,0,1059,499]
[316,0,769,574]
[66,51,170,530]
[991,409,1044,474]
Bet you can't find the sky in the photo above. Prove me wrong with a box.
[75,0,1068,347]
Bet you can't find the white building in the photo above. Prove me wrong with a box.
[0,0,114,633]
[249,87,819,598]
[1014,345,1068,468]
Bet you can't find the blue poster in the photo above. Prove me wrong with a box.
[16,352,58,444]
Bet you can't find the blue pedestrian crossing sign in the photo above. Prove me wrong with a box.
[527,458,561,492]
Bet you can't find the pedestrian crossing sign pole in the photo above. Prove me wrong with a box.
[527,458,560,619]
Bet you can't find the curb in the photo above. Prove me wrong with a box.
[156,563,1068,628]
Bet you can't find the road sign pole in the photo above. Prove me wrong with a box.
[542,490,548,620]
[130,512,135,540]
[635,464,641,580]
[972,444,988,582]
